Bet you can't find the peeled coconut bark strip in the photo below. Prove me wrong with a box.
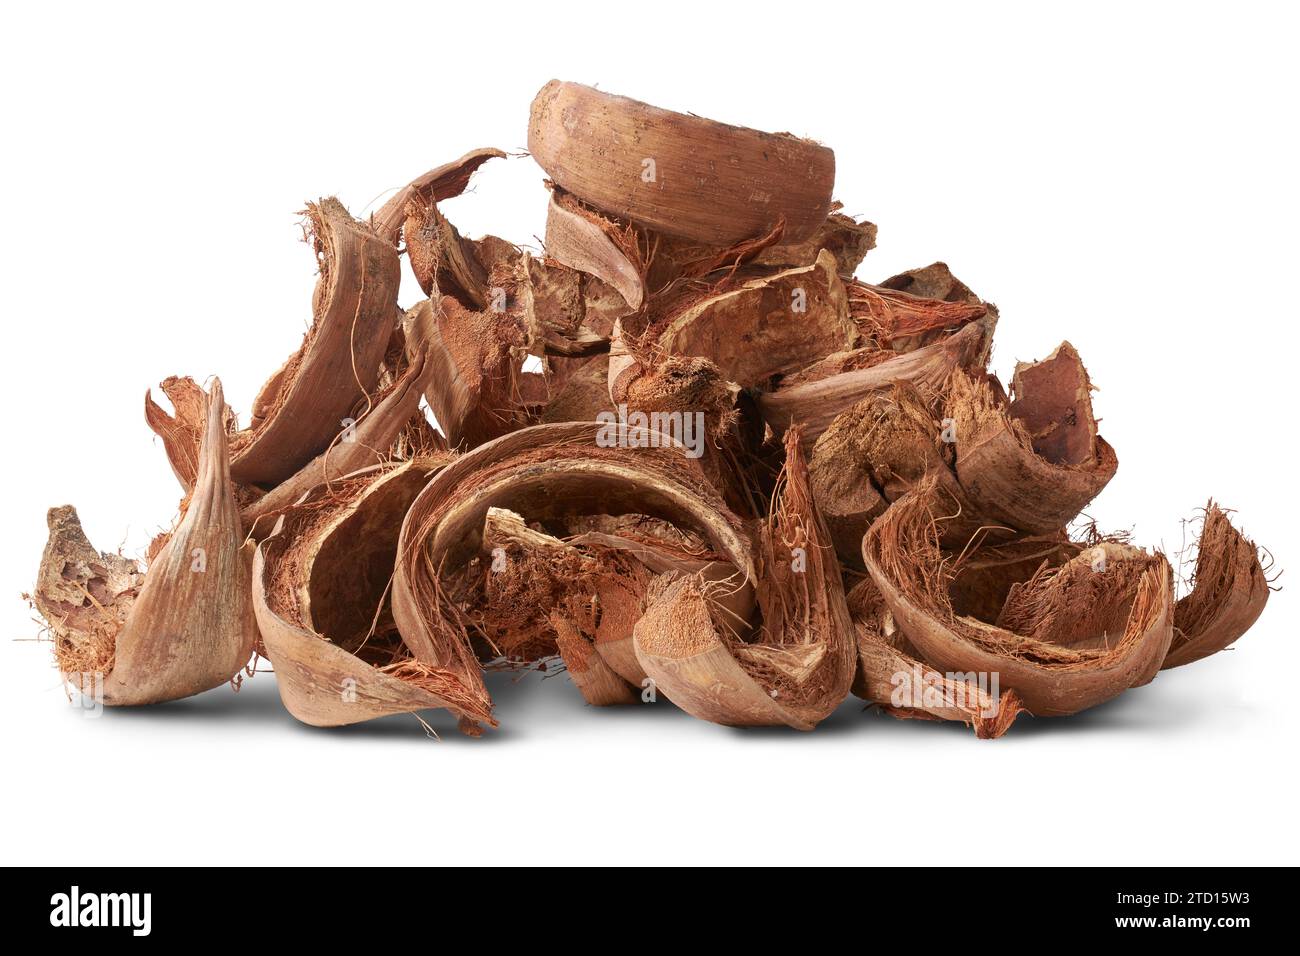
[393,420,756,731]
[34,380,259,705]
[653,249,856,388]
[230,198,401,487]
[528,80,836,246]
[372,147,506,246]
[948,342,1117,536]
[847,578,1024,738]
[545,189,646,311]
[862,482,1175,717]
[633,430,856,729]
[1163,504,1271,669]
[759,316,993,447]
[252,459,493,729]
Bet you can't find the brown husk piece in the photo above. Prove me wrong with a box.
[529,80,835,245]
[948,342,1117,535]
[230,198,401,487]
[759,317,993,447]
[654,249,856,389]
[862,480,1175,717]
[545,189,646,311]
[372,147,505,246]
[633,429,855,729]
[34,380,259,704]
[847,577,1025,738]
[1163,505,1271,669]
[393,421,756,732]
[404,296,530,450]
[251,458,493,728]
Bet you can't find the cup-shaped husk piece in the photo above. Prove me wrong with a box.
[1163,504,1271,669]
[948,343,1117,535]
[240,346,435,536]
[228,198,400,487]
[372,147,505,247]
[34,380,259,705]
[404,296,530,450]
[847,577,1025,738]
[252,458,493,729]
[392,421,756,732]
[653,250,856,389]
[862,482,1175,717]
[528,80,835,246]
[633,430,856,729]
[759,317,992,448]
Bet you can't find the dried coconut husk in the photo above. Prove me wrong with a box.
[759,317,993,448]
[947,343,1117,535]
[879,262,980,304]
[848,278,990,352]
[540,354,614,424]
[34,380,259,705]
[862,481,1175,717]
[372,147,505,246]
[653,249,856,388]
[404,296,530,449]
[240,347,437,535]
[529,80,835,245]
[545,189,646,311]
[230,198,401,487]
[846,577,1024,738]
[513,253,607,358]
[392,421,756,731]
[633,429,855,729]
[144,375,236,491]
[753,205,877,276]
[251,459,493,729]
[1163,504,1271,669]
[404,193,493,306]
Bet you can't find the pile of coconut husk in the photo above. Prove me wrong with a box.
[28,80,1275,738]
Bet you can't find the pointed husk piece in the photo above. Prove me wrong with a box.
[230,198,401,487]
[758,317,993,447]
[633,429,856,729]
[1163,504,1271,669]
[847,577,1024,738]
[251,458,493,728]
[862,481,1175,717]
[948,342,1117,535]
[372,147,506,246]
[392,421,755,732]
[34,380,259,705]
[528,80,835,245]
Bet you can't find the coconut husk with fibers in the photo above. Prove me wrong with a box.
[33,380,259,705]
[1163,504,1271,669]
[251,458,492,729]
[372,147,505,246]
[947,342,1117,535]
[393,421,756,732]
[545,188,646,312]
[633,429,855,728]
[228,198,401,487]
[862,480,1175,717]
[846,576,1024,738]
[529,80,835,245]
[759,316,993,448]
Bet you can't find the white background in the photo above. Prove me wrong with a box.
[2,1,1296,866]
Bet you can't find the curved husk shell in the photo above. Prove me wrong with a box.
[392,421,755,731]
[862,482,1175,717]
[251,459,492,728]
[231,198,401,486]
[528,80,835,245]
[372,147,505,246]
